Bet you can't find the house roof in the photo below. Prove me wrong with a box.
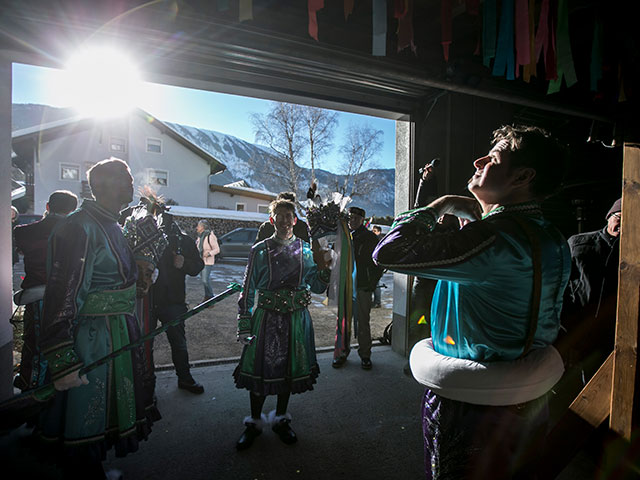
[167,205,269,223]
[208,180,277,202]
[11,108,227,175]
[139,110,226,174]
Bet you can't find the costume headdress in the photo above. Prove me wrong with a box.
[305,190,355,360]
[121,187,169,267]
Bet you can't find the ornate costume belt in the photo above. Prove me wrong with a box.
[78,284,136,316]
[257,288,312,313]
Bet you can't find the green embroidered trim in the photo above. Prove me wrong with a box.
[44,344,82,380]
[482,205,505,219]
[256,288,312,313]
[238,314,252,333]
[79,284,136,316]
[32,384,56,402]
[482,202,542,220]
[318,268,331,284]
[391,206,438,230]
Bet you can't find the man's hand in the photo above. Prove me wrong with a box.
[311,239,331,271]
[173,253,185,269]
[54,372,89,391]
[428,195,482,222]
[421,164,435,181]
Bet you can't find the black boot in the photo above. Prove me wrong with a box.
[177,377,204,394]
[270,412,297,445]
[236,415,266,450]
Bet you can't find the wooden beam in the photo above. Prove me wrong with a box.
[570,353,614,427]
[610,142,640,440]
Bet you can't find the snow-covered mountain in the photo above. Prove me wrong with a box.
[166,122,395,217]
[12,104,395,217]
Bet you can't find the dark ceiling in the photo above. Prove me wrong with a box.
[1,0,637,133]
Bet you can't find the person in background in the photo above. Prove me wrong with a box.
[13,190,78,391]
[11,205,20,265]
[255,191,310,244]
[371,225,383,309]
[554,197,622,411]
[374,126,570,479]
[234,199,330,450]
[152,214,206,394]
[332,206,383,370]
[195,219,220,301]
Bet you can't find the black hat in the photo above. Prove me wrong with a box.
[606,198,622,220]
[349,206,366,217]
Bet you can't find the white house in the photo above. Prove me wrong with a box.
[208,178,277,213]
[11,108,226,215]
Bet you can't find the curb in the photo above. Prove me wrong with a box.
[154,340,388,372]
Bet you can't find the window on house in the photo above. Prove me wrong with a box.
[60,163,80,181]
[110,137,126,153]
[146,138,162,154]
[148,169,168,186]
[236,203,246,212]
[257,204,269,214]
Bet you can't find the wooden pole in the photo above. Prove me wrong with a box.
[610,142,640,440]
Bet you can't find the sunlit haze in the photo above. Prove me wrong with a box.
[13,62,396,173]
[53,47,142,118]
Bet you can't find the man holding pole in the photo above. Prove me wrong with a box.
[36,158,154,479]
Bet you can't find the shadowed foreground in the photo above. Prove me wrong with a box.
[105,346,425,480]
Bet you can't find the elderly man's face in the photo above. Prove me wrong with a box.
[109,166,134,208]
[607,212,621,237]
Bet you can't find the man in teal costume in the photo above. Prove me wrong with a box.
[234,199,330,450]
[36,158,155,479]
[374,126,571,479]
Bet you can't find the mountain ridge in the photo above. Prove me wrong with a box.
[12,104,395,217]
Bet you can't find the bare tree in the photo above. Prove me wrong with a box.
[251,102,305,193]
[300,106,338,184]
[336,123,383,198]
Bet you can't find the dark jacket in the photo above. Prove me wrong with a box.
[255,218,311,244]
[14,214,62,289]
[565,227,619,310]
[560,227,619,368]
[152,229,204,307]
[352,225,383,292]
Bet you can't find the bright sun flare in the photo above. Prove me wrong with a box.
[57,46,142,118]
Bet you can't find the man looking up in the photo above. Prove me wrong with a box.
[374,126,570,479]
[13,190,78,391]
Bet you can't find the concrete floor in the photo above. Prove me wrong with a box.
[104,346,426,480]
[1,345,605,479]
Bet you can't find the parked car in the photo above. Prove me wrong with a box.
[14,213,43,226]
[217,227,259,259]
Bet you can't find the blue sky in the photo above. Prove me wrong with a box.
[12,62,396,174]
